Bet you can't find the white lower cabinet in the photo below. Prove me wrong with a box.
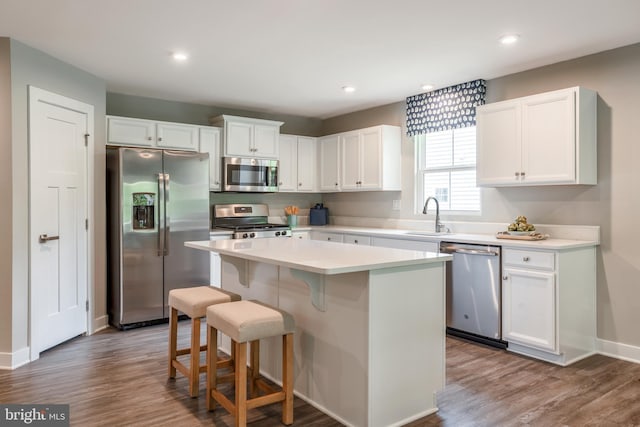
[310,231,344,243]
[371,237,438,253]
[502,265,556,352]
[291,231,310,239]
[501,246,596,366]
[343,234,371,245]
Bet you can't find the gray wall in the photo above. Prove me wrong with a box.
[321,43,640,348]
[2,38,106,356]
[107,93,323,136]
[0,39,12,353]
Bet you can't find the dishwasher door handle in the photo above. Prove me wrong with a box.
[447,247,499,256]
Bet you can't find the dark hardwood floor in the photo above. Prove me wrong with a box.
[1,323,639,426]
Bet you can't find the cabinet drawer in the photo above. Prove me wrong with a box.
[311,232,343,243]
[343,234,371,245]
[503,248,555,270]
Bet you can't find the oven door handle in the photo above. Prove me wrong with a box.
[446,247,499,256]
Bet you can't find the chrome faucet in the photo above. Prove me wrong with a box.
[422,197,442,232]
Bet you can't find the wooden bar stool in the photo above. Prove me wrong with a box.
[168,286,241,397]
[206,300,295,427]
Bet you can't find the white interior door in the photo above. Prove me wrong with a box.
[29,87,92,359]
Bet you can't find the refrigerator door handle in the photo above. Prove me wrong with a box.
[164,173,170,256]
[157,173,166,256]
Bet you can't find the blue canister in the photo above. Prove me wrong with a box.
[309,203,328,226]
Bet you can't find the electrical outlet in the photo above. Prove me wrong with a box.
[392,199,401,210]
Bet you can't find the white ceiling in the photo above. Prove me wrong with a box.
[1,0,640,119]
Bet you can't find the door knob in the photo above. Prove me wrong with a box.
[39,234,60,243]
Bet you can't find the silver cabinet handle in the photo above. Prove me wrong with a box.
[515,172,520,177]
[39,234,59,243]
[523,256,530,262]
[503,275,508,280]
[147,136,153,141]
[158,137,163,142]
[298,182,302,186]
[521,171,526,178]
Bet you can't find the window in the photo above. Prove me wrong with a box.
[415,127,480,213]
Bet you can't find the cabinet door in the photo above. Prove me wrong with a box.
[341,131,361,190]
[253,124,279,158]
[522,89,576,184]
[156,122,199,151]
[502,267,557,352]
[297,137,316,191]
[199,127,221,191]
[310,231,343,242]
[476,101,522,186]
[318,135,341,191]
[225,121,253,156]
[370,237,438,253]
[359,127,383,190]
[107,117,155,147]
[278,134,297,191]
[343,234,371,245]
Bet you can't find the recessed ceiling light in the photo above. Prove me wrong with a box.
[172,52,188,62]
[342,85,356,93]
[421,84,434,91]
[499,34,520,45]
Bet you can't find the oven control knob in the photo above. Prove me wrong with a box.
[250,232,256,238]
[242,233,248,239]
[275,231,281,236]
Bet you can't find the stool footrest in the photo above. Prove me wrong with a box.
[173,360,190,378]
[247,391,286,410]
[211,389,235,414]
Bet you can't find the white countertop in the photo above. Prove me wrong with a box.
[187,238,451,275]
[304,225,598,250]
[210,224,598,250]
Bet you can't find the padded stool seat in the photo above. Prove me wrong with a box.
[168,286,241,397]
[206,300,295,426]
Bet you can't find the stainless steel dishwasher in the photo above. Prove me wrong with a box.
[440,241,506,348]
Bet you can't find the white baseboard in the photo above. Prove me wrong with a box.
[597,338,640,364]
[92,315,109,334]
[0,347,30,370]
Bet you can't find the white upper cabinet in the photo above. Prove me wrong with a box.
[278,134,316,192]
[296,136,317,192]
[319,125,401,192]
[477,87,597,186]
[107,116,200,151]
[318,134,341,192]
[107,116,155,147]
[211,115,283,159]
[156,122,199,150]
[339,125,401,191]
[199,127,222,191]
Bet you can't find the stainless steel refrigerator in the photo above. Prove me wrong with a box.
[106,147,210,329]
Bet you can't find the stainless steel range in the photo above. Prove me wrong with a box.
[212,203,292,239]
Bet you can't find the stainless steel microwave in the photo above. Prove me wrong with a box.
[223,157,279,192]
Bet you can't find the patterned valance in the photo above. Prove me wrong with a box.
[406,79,486,136]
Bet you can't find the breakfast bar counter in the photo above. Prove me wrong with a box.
[186,238,451,427]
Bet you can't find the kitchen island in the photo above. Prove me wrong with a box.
[186,238,451,427]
